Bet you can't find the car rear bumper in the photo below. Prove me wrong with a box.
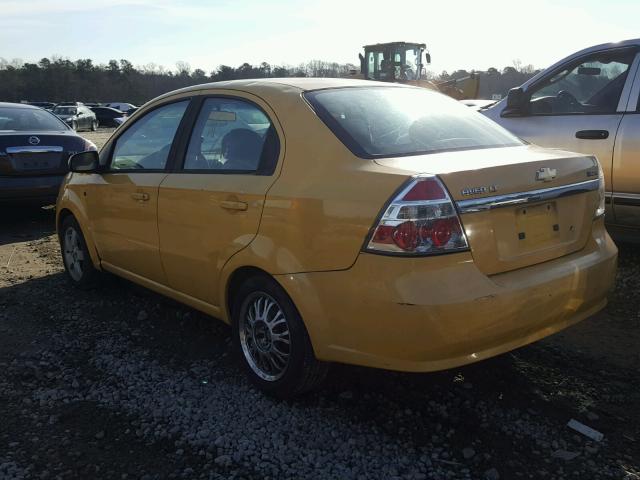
[276,218,617,372]
[0,174,65,205]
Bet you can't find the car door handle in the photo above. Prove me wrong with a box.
[576,130,609,140]
[220,200,248,211]
[131,192,150,201]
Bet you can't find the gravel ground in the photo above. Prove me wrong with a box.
[83,127,116,150]
[0,141,639,479]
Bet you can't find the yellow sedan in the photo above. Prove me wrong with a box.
[56,78,617,397]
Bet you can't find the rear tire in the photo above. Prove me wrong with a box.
[231,274,328,398]
[60,216,99,289]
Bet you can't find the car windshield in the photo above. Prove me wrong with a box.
[305,87,522,158]
[0,107,68,131]
[53,107,77,115]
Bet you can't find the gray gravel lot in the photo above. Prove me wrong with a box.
[0,134,639,479]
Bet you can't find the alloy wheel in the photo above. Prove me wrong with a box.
[239,292,291,381]
[63,226,85,282]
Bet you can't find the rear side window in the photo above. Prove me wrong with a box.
[182,97,278,173]
[305,87,521,158]
[0,107,67,131]
[111,101,189,170]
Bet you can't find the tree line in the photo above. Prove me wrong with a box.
[0,56,539,105]
[438,62,541,99]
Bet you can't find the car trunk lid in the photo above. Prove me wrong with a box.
[374,145,601,275]
[0,133,78,175]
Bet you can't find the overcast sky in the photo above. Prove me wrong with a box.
[1,0,638,74]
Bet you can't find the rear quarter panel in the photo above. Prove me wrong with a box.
[220,85,410,276]
[56,174,102,269]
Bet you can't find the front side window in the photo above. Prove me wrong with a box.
[111,100,189,170]
[183,98,274,172]
[365,50,391,81]
[366,52,376,80]
[0,107,68,131]
[305,87,522,158]
[402,48,419,80]
[529,48,636,115]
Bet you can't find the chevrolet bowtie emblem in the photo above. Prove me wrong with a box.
[535,167,557,182]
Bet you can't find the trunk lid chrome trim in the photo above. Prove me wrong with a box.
[6,146,64,154]
[456,179,599,214]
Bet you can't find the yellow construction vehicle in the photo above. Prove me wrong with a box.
[355,41,479,100]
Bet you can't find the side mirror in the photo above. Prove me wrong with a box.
[424,53,431,64]
[69,150,99,173]
[77,111,84,116]
[502,87,527,117]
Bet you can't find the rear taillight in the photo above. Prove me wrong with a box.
[83,139,97,152]
[365,175,469,255]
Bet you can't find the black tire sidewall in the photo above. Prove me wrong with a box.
[231,275,315,398]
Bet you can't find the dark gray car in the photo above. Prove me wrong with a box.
[0,102,95,205]
[52,105,98,132]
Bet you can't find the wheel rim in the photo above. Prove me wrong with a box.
[239,292,291,382]
[63,226,85,281]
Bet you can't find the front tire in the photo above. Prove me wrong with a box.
[60,216,99,288]
[70,121,77,131]
[232,275,328,398]
[91,120,98,131]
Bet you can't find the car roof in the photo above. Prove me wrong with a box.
[0,102,41,110]
[131,78,412,120]
[145,78,407,110]
[175,77,400,94]
[575,38,640,54]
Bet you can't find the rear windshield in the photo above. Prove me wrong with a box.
[0,107,68,132]
[304,87,522,158]
[53,106,77,115]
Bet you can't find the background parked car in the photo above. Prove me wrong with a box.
[89,106,126,127]
[483,38,640,232]
[26,101,57,111]
[52,104,98,131]
[105,102,137,113]
[0,102,95,205]
[56,101,84,107]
